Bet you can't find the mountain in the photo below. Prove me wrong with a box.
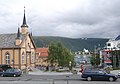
[33,36,109,52]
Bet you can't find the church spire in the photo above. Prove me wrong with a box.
[16,27,22,46]
[21,6,28,27]
[21,6,29,34]
[17,27,21,39]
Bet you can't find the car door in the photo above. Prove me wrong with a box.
[9,69,15,76]
[91,71,100,80]
[92,71,106,80]
[95,71,107,80]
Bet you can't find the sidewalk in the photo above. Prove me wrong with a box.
[28,70,82,75]
[111,70,120,75]
[28,69,120,75]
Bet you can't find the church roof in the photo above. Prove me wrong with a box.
[0,33,26,48]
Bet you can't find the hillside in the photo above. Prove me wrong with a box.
[33,36,109,52]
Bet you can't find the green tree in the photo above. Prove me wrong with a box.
[90,54,96,66]
[95,54,100,66]
[90,53,100,66]
[47,42,74,67]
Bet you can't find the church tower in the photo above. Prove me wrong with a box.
[21,7,29,34]
[15,27,22,45]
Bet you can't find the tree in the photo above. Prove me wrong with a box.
[95,54,100,66]
[47,42,74,67]
[90,54,96,66]
[90,53,100,67]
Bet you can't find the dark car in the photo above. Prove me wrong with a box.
[1,68,22,77]
[81,70,118,81]
[0,64,12,76]
[0,64,12,71]
[0,71,3,76]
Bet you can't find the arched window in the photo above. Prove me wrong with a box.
[5,52,10,64]
[31,52,34,63]
[22,52,25,64]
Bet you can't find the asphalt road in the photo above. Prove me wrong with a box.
[0,80,120,84]
[0,74,81,81]
[0,74,120,84]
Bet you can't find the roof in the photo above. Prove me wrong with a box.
[115,35,120,40]
[21,7,28,27]
[36,48,48,57]
[0,33,26,48]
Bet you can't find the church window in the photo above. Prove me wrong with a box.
[31,52,34,63]
[22,52,25,64]
[5,52,10,64]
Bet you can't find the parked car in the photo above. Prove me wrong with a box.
[0,64,12,71]
[81,70,118,81]
[56,67,69,72]
[1,68,22,77]
[0,71,3,76]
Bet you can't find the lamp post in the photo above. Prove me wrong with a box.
[12,59,14,68]
[69,61,72,71]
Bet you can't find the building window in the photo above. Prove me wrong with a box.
[5,52,10,64]
[31,52,34,63]
[22,52,25,64]
[107,43,111,46]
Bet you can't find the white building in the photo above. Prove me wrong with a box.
[106,35,120,50]
[100,35,120,68]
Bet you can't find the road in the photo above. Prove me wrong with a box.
[0,74,120,84]
[0,80,120,84]
[0,74,81,81]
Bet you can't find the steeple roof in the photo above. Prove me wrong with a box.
[16,27,21,39]
[21,7,28,27]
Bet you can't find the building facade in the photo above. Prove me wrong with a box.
[100,35,120,68]
[0,8,36,69]
[36,48,48,66]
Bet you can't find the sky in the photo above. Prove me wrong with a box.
[0,0,120,39]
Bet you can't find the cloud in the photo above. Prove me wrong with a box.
[0,0,120,38]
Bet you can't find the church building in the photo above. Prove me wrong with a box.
[0,8,36,69]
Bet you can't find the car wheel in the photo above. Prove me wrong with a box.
[1,74,3,77]
[87,77,92,81]
[109,77,114,82]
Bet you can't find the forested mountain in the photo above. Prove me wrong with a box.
[33,36,109,52]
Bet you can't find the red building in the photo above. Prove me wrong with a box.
[104,50,112,64]
[36,48,49,66]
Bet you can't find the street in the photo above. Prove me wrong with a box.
[0,74,81,81]
[0,80,120,84]
[0,74,120,84]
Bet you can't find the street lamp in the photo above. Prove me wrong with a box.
[69,61,72,71]
[12,59,14,68]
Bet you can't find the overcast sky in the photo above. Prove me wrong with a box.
[0,0,120,38]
